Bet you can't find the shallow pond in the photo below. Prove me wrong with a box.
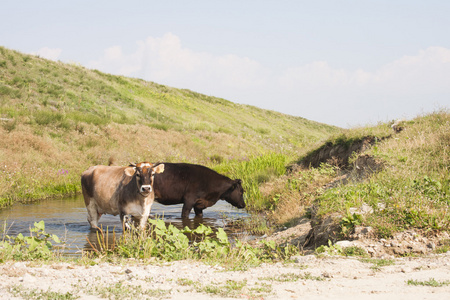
[0,195,249,256]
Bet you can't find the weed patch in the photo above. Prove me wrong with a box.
[0,221,63,262]
[407,278,450,287]
[83,219,298,269]
[9,285,78,300]
[360,258,395,271]
[79,281,170,299]
[259,271,325,282]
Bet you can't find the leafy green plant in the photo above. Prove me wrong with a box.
[342,246,369,257]
[340,213,363,236]
[259,239,299,261]
[84,219,298,269]
[315,240,343,256]
[0,221,62,261]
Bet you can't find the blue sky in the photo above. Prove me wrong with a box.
[1,1,449,127]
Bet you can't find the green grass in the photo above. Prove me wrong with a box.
[213,152,292,211]
[259,272,325,282]
[360,258,395,271]
[407,278,450,287]
[10,285,78,300]
[264,110,449,235]
[314,111,450,237]
[434,239,450,254]
[79,281,170,299]
[177,277,273,298]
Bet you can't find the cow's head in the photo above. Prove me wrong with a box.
[222,179,246,209]
[125,162,165,197]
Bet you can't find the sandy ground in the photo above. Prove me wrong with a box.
[1,252,450,300]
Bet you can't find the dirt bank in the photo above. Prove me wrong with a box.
[1,252,449,299]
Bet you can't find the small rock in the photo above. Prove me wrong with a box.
[427,242,436,250]
[13,262,26,269]
[411,244,427,254]
[20,273,36,283]
[293,255,316,264]
[125,269,132,274]
[335,240,355,248]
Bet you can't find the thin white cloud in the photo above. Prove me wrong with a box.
[88,34,450,127]
[277,47,450,126]
[88,33,269,94]
[34,47,62,61]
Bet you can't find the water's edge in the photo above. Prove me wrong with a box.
[0,195,249,256]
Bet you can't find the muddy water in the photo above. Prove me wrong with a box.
[0,195,249,256]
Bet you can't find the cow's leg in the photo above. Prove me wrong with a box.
[120,212,127,230]
[181,197,194,219]
[138,201,153,230]
[120,212,135,230]
[194,198,210,218]
[86,200,100,229]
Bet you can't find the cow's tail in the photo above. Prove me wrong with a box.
[81,167,96,205]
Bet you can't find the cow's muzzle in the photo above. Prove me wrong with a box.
[140,185,152,195]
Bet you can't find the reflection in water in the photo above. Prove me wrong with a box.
[0,195,249,256]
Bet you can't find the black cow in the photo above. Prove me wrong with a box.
[153,163,246,218]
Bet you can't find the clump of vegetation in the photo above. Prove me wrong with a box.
[78,281,170,299]
[360,258,395,271]
[84,218,298,270]
[407,278,450,287]
[177,277,275,298]
[0,221,62,262]
[434,239,450,254]
[259,272,325,282]
[9,285,78,300]
[213,152,292,211]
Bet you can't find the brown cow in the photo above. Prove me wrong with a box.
[153,163,245,218]
[81,162,164,230]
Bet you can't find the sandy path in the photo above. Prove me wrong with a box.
[1,252,449,299]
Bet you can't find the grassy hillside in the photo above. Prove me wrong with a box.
[263,110,449,237]
[0,46,340,208]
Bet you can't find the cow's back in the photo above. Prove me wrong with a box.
[153,163,230,204]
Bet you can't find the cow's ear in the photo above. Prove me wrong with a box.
[233,179,242,187]
[153,164,165,174]
[124,167,136,177]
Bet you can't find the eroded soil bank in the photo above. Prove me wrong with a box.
[1,252,450,299]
